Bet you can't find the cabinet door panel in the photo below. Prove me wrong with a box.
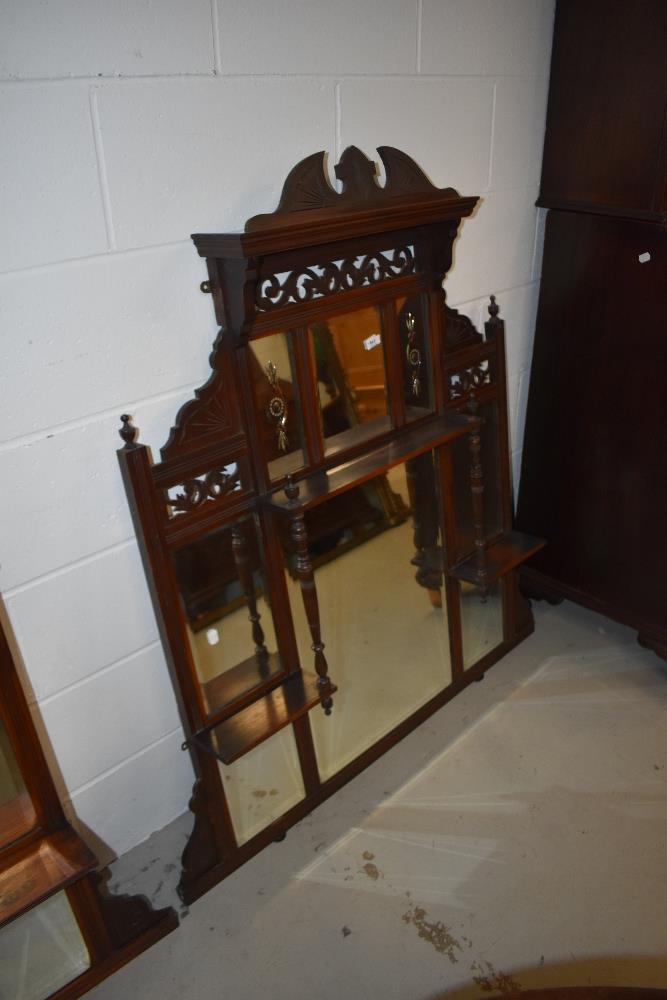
[517,211,667,627]
[540,0,667,217]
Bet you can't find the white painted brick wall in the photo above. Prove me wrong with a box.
[0,0,554,859]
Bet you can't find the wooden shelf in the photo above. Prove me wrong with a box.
[448,530,546,587]
[0,828,96,926]
[193,671,336,766]
[268,412,477,513]
[201,651,284,718]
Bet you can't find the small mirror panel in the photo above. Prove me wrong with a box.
[459,580,504,669]
[171,518,281,719]
[309,304,390,457]
[249,332,306,480]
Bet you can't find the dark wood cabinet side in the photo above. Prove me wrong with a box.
[539,0,667,219]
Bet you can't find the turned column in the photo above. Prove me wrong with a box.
[284,476,333,715]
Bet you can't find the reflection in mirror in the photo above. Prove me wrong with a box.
[460,581,504,669]
[249,332,305,479]
[286,457,451,782]
[0,890,90,1000]
[171,519,281,718]
[395,295,434,419]
[0,715,36,847]
[218,726,305,846]
[309,304,389,456]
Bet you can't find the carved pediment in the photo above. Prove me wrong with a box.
[247,146,460,230]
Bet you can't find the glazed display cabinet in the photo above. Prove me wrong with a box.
[0,611,177,1000]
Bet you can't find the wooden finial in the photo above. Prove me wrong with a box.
[119,414,138,448]
[488,294,499,318]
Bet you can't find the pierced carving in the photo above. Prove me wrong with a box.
[449,360,491,400]
[165,465,241,515]
[256,247,415,312]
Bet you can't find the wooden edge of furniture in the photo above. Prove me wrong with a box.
[0,607,179,996]
[520,567,667,661]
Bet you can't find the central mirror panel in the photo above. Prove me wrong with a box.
[171,518,281,719]
[283,456,452,782]
[309,304,390,457]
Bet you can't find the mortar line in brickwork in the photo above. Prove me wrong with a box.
[0,238,191,279]
[3,538,139,599]
[210,0,222,74]
[65,725,185,799]
[0,380,202,454]
[88,88,116,249]
[30,638,164,709]
[486,80,498,192]
[0,71,549,87]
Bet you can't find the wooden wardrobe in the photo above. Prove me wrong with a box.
[516,0,667,659]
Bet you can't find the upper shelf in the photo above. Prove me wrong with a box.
[268,412,478,513]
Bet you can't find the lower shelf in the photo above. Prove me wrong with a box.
[449,530,546,587]
[0,829,96,926]
[192,671,336,766]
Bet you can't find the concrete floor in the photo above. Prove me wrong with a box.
[89,601,667,1000]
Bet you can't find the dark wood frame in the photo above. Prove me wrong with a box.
[118,146,543,904]
[0,611,177,1000]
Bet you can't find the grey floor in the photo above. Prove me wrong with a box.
[90,601,667,1000]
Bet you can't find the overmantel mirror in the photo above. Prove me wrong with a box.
[118,145,544,904]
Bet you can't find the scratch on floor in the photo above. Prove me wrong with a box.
[402,903,462,963]
[470,959,521,994]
